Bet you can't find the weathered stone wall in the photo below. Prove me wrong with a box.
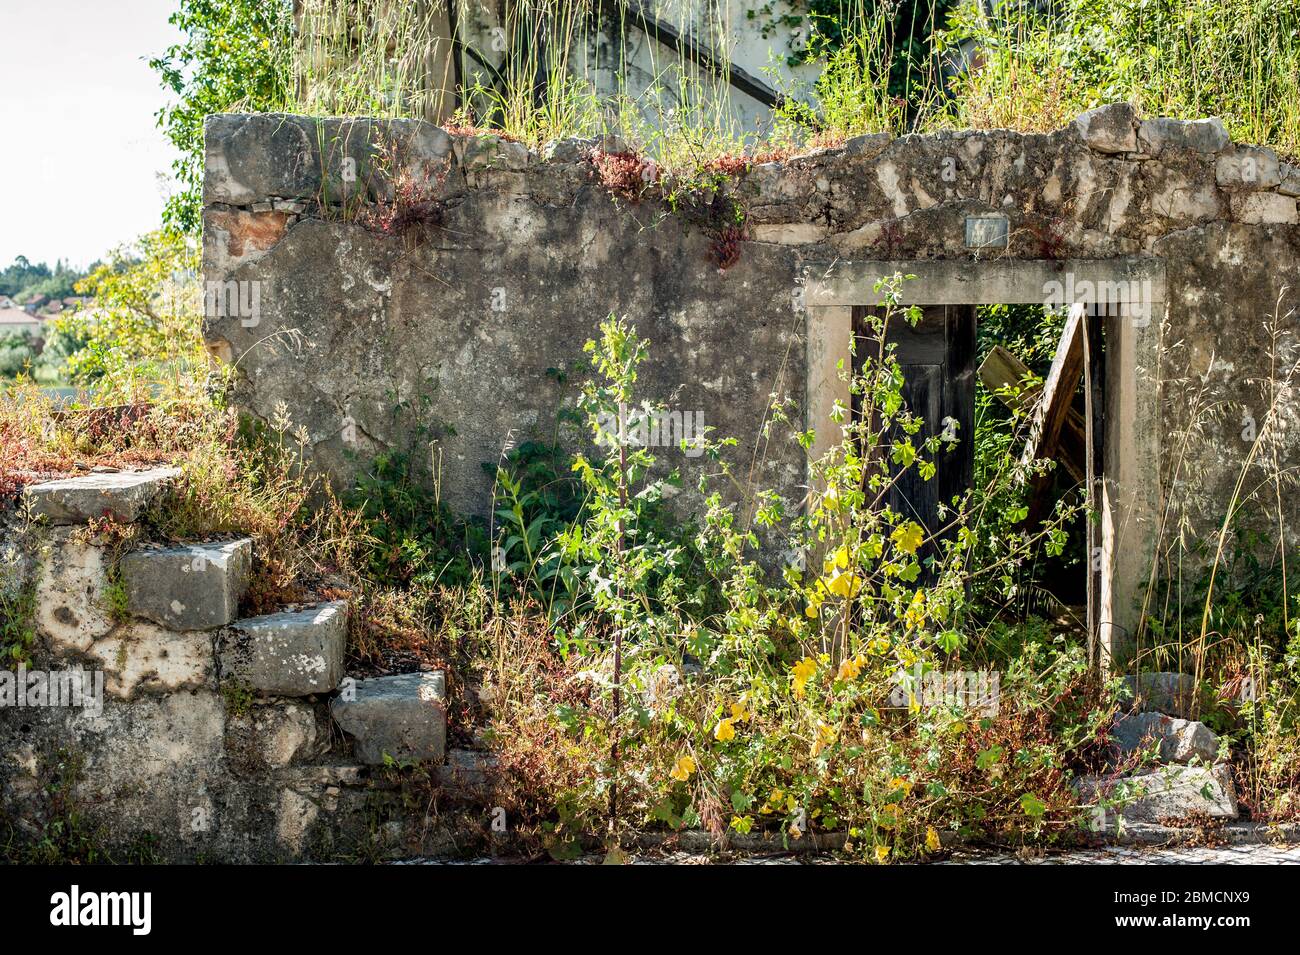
[202,106,1300,639]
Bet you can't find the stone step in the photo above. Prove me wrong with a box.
[1111,711,1220,765]
[1081,764,1238,826]
[120,538,253,631]
[218,601,348,697]
[23,467,181,525]
[331,671,447,766]
[434,748,496,795]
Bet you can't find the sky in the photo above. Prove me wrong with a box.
[0,0,183,270]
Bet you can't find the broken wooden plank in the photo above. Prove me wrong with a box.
[1021,303,1087,473]
[977,344,1086,482]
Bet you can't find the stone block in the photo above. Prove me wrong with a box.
[1082,764,1238,824]
[542,137,595,162]
[844,132,893,156]
[1112,711,1220,764]
[1232,191,1299,224]
[204,113,322,205]
[34,528,113,653]
[23,468,180,525]
[1121,671,1197,719]
[218,601,348,697]
[1215,146,1281,188]
[227,702,322,770]
[331,671,446,765]
[1074,103,1138,154]
[86,622,215,698]
[1280,163,1300,197]
[119,538,253,631]
[1137,117,1229,156]
[460,134,532,171]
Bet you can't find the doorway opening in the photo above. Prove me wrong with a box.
[850,300,1104,620]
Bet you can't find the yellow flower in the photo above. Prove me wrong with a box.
[730,699,751,722]
[836,654,866,682]
[925,826,942,852]
[874,845,891,863]
[890,521,924,556]
[810,720,837,756]
[791,656,818,698]
[714,718,736,742]
[669,754,696,782]
[903,590,927,629]
[889,776,914,796]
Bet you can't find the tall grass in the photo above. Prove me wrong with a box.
[934,0,1300,154]
[278,1,1300,158]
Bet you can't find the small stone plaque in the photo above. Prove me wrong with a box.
[965,214,1009,249]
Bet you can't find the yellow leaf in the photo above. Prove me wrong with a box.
[810,720,837,756]
[925,827,942,852]
[714,718,736,742]
[826,569,863,599]
[891,521,924,556]
[669,754,696,782]
[874,845,891,863]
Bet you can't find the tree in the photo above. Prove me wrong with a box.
[150,0,292,234]
[0,332,37,378]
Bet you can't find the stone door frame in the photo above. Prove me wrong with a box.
[802,257,1166,667]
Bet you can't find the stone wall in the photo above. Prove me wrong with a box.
[202,105,1300,652]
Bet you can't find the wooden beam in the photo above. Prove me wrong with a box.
[1022,303,1087,474]
[977,344,1086,482]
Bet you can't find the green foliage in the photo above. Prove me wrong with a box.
[62,229,208,402]
[936,0,1300,153]
[470,281,1105,859]
[103,575,130,625]
[0,332,38,379]
[221,680,255,718]
[345,449,484,589]
[150,0,292,232]
[0,584,37,664]
[0,255,90,301]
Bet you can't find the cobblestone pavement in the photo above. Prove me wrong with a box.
[406,842,1300,864]
[940,843,1300,865]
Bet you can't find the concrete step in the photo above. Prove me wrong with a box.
[120,538,253,630]
[23,467,181,524]
[218,601,348,697]
[331,671,447,766]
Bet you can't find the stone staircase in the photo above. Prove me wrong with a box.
[3,466,456,861]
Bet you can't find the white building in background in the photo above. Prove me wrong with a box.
[0,306,44,339]
[456,0,822,135]
[297,0,821,136]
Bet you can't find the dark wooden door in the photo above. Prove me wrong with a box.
[852,304,976,558]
